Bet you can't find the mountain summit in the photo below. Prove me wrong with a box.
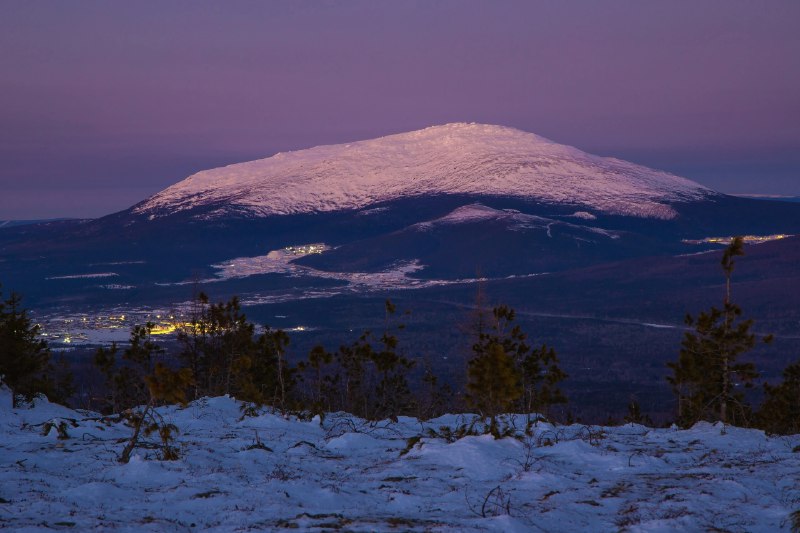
[136,123,711,220]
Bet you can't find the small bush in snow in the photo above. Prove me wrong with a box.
[119,362,193,463]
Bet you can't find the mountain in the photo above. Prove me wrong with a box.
[2,122,800,420]
[2,123,800,306]
[133,123,712,221]
[0,218,77,230]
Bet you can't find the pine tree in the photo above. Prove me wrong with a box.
[0,288,57,407]
[205,296,255,396]
[302,300,414,420]
[237,326,295,410]
[623,396,653,426]
[333,333,372,417]
[177,294,261,399]
[519,343,568,419]
[299,345,336,417]
[177,291,211,400]
[416,358,452,421]
[370,300,414,421]
[94,322,170,413]
[466,305,566,426]
[467,341,522,428]
[667,237,772,427]
[756,361,800,435]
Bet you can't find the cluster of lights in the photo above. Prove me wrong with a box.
[150,322,194,335]
[37,310,183,346]
[37,305,314,346]
[284,244,326,255]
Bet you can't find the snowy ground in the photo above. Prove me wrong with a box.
[2,392,799,532]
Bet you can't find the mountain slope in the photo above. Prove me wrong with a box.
[4,123,800,313]
[295,203,656,278]
[134,123,712,220]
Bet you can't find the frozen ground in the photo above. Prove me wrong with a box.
[2,391,799,532]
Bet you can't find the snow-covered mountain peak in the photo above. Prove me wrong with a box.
[134,123,712,220]
[384,122,562,149]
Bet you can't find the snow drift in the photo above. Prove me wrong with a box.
[2,392,798,531]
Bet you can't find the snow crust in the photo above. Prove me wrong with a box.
[135,123,711,220]
[2,394,798,531]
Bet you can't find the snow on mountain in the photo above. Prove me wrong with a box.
[3,394,798,531]
[413,203,551,227]
[412,203,620,238]
[135,123,712,220]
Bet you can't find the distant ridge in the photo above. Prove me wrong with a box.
[731,194,800,203]
[0,218,76,229]
[134,123,712,220]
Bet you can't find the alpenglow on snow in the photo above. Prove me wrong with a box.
[134,123,712,220]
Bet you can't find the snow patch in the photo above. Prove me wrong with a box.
[642,322,676,329]
[46,272,119,280]
[570,210,597,220]
[413,203,621,239]
[185,241,547,305]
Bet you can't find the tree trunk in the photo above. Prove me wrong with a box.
[119,401,153,464]
[277,353,285,410]
[721,356,728,424]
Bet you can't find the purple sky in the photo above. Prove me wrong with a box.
[2,1,799,219]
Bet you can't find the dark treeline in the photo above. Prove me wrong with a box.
[0,287,74,408]
[88,294,569,429]
[1,237,799,436]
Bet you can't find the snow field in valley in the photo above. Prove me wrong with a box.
[2,393,799,532]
